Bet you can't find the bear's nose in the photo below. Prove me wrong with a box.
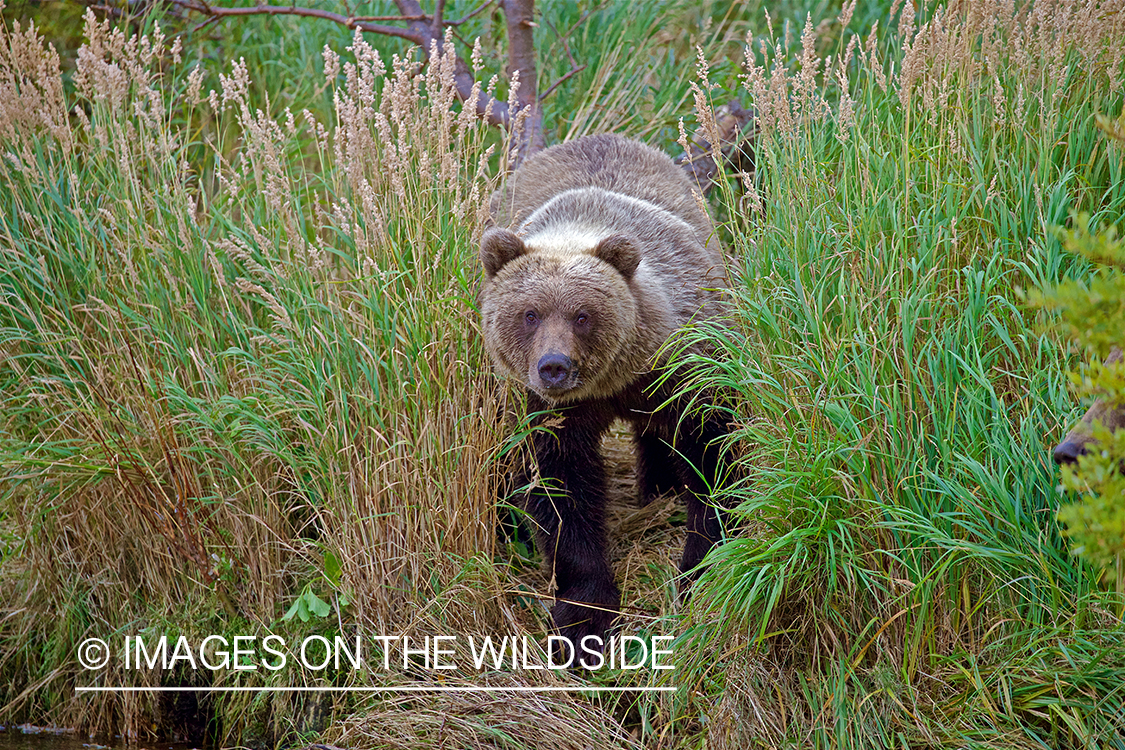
[1053,439,1085,465]
[537,354,574,388]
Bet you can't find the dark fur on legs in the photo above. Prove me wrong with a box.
[481,136,733,650]
[634,431,683,506]
[522,374,730,645]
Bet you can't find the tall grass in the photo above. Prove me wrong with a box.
[678,0,1125,747]
[3,0,1125,748]
[0,7,611,744]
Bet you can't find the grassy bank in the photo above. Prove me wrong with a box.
[2,0,1124,748]
[680,1,1125,745]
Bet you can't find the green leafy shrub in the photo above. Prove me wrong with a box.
[1032,213,1125,574]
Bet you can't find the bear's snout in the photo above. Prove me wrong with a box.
[1053,438,1086,465]
[537,353,575,389]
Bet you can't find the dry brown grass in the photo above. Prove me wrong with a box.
[9,0,1123,746]
[0,5,703,746]
[326,687,641,750]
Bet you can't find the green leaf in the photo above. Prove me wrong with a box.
[323,549,342,587]
[305,590,332,618]
[281,597,302,622]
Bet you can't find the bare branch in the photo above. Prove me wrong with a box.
[544,10,589,70]
[389,0,432,42]
[447,0,496,26]
[191,13,223,34]
[169,0,428,45]
[387,0,517,129]
[90,3,130,21]
[539,64,586,103]
[349,14,427,22]
[168,0,517,132]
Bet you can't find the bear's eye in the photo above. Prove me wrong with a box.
[524,310,539,326]
[574,313,589,327]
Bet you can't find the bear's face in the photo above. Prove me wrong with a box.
[480,228,641,403]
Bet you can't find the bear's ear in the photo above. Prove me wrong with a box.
[480,228,527,278]
[594,234,640,280]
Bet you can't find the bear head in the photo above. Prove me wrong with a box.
[480,227,644,403]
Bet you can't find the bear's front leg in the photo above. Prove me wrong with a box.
[525,395,619,649]
[634,431,683,506]
[670,406,733,578]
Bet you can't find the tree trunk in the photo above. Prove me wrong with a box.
[501,0,545,161]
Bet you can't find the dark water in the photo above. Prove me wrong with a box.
[0,727,199,750]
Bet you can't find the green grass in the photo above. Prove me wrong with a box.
[672,2,1125,746]
[2,0,1125,748]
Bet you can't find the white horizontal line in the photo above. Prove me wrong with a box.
[76,686,675,693]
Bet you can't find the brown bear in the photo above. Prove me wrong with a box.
[1053,347,1125,464]
[480,133,731,650]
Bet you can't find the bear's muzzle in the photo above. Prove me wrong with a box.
[537,352,576,392]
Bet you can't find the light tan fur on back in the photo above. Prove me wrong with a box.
[492,133,718,246]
